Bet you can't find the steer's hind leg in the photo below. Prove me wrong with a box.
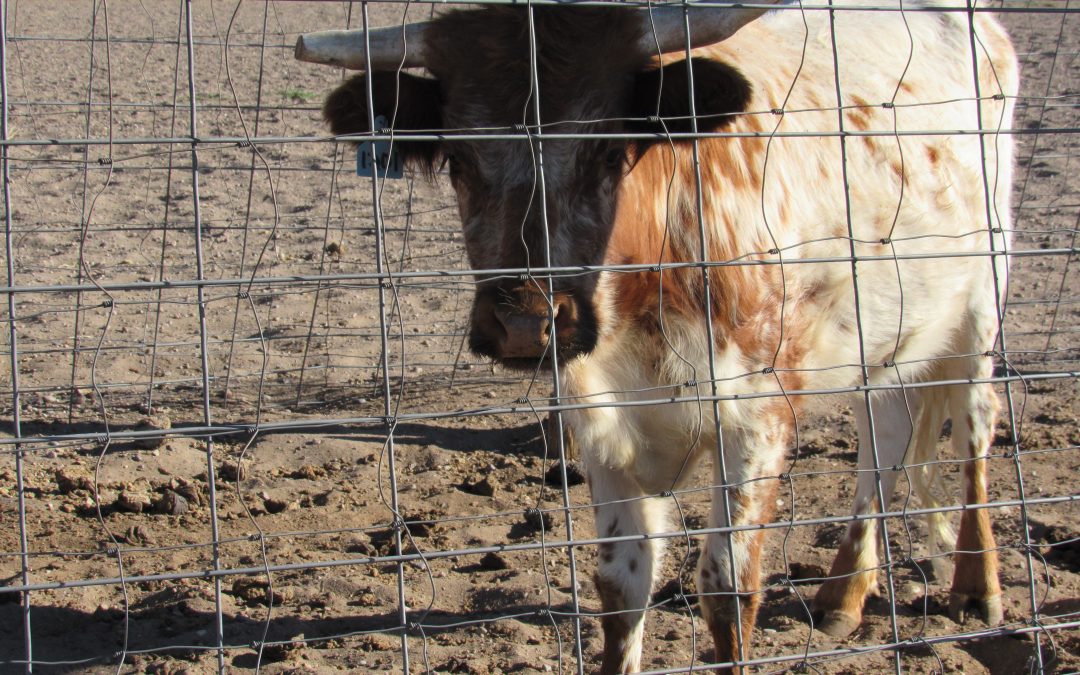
[813,389,917,637]
[947,374,1003,626]
[698,422,786,673]
[589,464,668,674]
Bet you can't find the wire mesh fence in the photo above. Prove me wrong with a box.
[0,0,1077,673]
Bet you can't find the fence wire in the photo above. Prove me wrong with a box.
[0,1,1078,674]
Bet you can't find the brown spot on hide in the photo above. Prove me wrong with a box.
[844,95,874,132]
[605,520,620,538]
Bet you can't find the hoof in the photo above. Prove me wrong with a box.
[948,592,1003,626]
[811,609,862,638]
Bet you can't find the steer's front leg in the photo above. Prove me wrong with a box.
[698,423,786,673]
[588,463,669,674]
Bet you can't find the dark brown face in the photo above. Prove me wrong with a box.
[444,130,628,367]
[322,7,752,368]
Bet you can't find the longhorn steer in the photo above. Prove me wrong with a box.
[298,1,1018,671]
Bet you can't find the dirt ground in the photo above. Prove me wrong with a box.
[0,1,1077,674]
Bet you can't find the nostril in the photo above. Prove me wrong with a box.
[552,294,578,339]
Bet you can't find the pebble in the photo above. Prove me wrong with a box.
[524,508,554,532]
[544,461,587,488]
[460,476,498,497]
[133,414,171,449]
[154,490,189,516]
[264,497,297,514]
[54,468,94,494]
[116,490,152,513]
[479,552,509,571]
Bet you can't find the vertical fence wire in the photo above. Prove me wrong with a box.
[181,0,227,668]
[0,0,32,670]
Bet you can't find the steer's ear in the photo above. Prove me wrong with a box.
[627,57,752,155]
[323,72,442,176]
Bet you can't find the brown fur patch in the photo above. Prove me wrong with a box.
[952,459,1000,599]
[594,573,635,675]
[814,507,880,622]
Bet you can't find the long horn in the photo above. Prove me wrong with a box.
[638,1,784,55]
[294,22,431,70]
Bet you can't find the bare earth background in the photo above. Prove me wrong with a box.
[0,1,1077,673]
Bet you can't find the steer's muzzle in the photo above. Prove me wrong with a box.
[469,281,597,368]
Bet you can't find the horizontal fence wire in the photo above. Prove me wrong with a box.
[1,1,1078,674]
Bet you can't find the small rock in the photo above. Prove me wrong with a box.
[899,581,926,600]
[478,552,509,571]
[173,482,203,507]
[291,464,325,480]
[262,633,305,663]
[437,656,478,674]
[788,561,827,582]
[524,508,554,532]
[116,490,152,513]
[354,590,379,607]
[231,577,293,606]
[219,461,245,482]
[263,497,296,514]
[460,476,497,497]
[153,490,189,516]
[121,525,154,545]
[133,414,171,449]
[54,468,94,495]
[345,537,375,556]
[403,514,433,537]
[544,461,587,488]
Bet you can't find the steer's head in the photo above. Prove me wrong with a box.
[297,5,772,368]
